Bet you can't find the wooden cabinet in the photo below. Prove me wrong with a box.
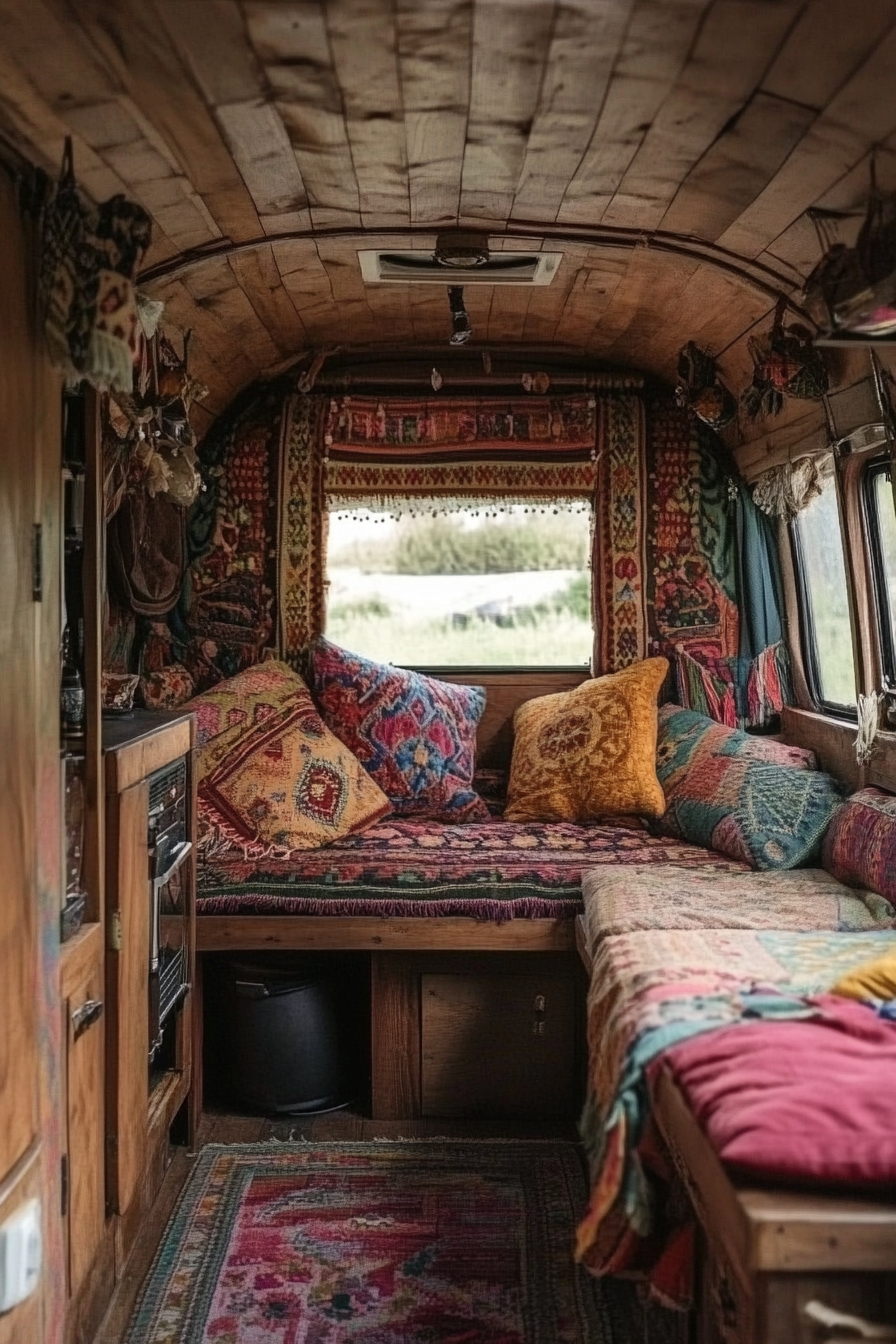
[60,925,105,1298]
[421,969,576,1119]
[104,712,195,1218]
[371,952,583,1120]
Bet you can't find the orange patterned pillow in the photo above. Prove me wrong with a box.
[186,662,391,853]
[504,658,669,823]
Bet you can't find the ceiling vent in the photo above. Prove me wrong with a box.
[359,233,561,285]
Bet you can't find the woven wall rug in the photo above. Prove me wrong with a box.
[124,1140,613,1343]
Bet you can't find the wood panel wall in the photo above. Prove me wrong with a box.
[0,165,65,1344]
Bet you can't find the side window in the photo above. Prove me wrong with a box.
[866,460,896,689]
[791,471,856,713]
[325,501,593,669]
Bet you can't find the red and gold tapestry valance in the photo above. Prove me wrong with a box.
[323,394,599,508]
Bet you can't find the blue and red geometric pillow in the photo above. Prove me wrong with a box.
[309,637,490,823]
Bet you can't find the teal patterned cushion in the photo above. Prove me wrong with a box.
[656,706,845,870]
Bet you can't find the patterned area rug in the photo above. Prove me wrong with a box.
[125,1140,613,1343]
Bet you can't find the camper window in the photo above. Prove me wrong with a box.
[792,474,857,715]
[324,503,593,669]
[865,460,896,688]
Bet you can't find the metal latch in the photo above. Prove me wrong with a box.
[71,998,103,1039]
[533,993,546,1036]
[109,910,122,951]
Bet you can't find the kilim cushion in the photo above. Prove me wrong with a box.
[309,638,490,823]
[823,786,896,904]
[656,705,844,870]
[186,661,390,853]
[188,661,307,773]
[504,658,668,823]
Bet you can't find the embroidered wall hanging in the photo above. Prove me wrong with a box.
[39,139,152,394]
[323,394,599,510]
[593,396,740,674]
[278,394,328,669]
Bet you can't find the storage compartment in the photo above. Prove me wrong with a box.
[224,957,367,1114]
[422,969,576,1119]
[371,951,583,1121]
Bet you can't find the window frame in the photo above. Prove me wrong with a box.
[863,455,896,692]
[323,499,595,675]
[789,481,857,721]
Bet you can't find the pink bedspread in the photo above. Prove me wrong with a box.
[652,995,896,1190]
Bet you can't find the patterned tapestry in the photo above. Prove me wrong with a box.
[593,394,739,674]
[136,380,294,699]
[115,379,749,703]
[278,394,327,669]
[324,394,599,509]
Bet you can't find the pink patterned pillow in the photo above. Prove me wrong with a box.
[823,787,896,904]
[309,638,489,823]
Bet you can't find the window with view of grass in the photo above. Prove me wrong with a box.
[792,471,856,712]
[867,460,896,687]
[325,502,593,667]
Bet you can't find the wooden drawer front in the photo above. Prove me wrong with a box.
[65,959,106,1296]
[421,971,575,1118]
[761,1273,896,1344]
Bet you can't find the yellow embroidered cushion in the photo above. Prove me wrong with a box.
[186,662,391,853]
[831,946,896,1002]
[504,658,669,823]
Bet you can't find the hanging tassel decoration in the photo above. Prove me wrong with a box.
[855,691,883,765]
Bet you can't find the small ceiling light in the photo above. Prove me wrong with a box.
[448,286,472,345]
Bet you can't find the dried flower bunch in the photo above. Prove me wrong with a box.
[104,325,208,518]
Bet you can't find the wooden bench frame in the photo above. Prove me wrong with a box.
[652,1062,896,1344]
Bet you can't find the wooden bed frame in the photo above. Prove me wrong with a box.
[652,1063,896,1344]
[576,920,896,1344]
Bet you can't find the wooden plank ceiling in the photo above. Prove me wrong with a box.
[1,0,896,449]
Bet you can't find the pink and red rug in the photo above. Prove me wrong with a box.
[125,1140,612,1342]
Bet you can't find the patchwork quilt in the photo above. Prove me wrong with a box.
[576,927,896,1280]
[580,864,895,948]
[196,819,744,920]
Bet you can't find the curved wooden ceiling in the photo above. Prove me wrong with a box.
[1,0,896,445]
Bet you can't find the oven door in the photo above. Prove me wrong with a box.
[149,839,192,1062]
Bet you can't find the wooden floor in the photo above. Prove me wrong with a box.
[92,1104,581,1344]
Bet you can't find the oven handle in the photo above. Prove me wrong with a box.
[153,840,192,889]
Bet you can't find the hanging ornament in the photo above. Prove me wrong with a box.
[741,298,828,421]
[675,342,738,429]
[804,159,896,339]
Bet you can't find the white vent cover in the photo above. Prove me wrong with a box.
[358,250,562,285]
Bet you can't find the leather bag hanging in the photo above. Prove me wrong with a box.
[107,488,186,616]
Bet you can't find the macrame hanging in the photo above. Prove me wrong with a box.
[751,455,826,520]
[855,691,883,765]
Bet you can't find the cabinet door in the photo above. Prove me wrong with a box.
[106,780,149,1214]
[64,955,105,1295]
[421,971,576,1118]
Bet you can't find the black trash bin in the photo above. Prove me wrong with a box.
[226,958,364,1114]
